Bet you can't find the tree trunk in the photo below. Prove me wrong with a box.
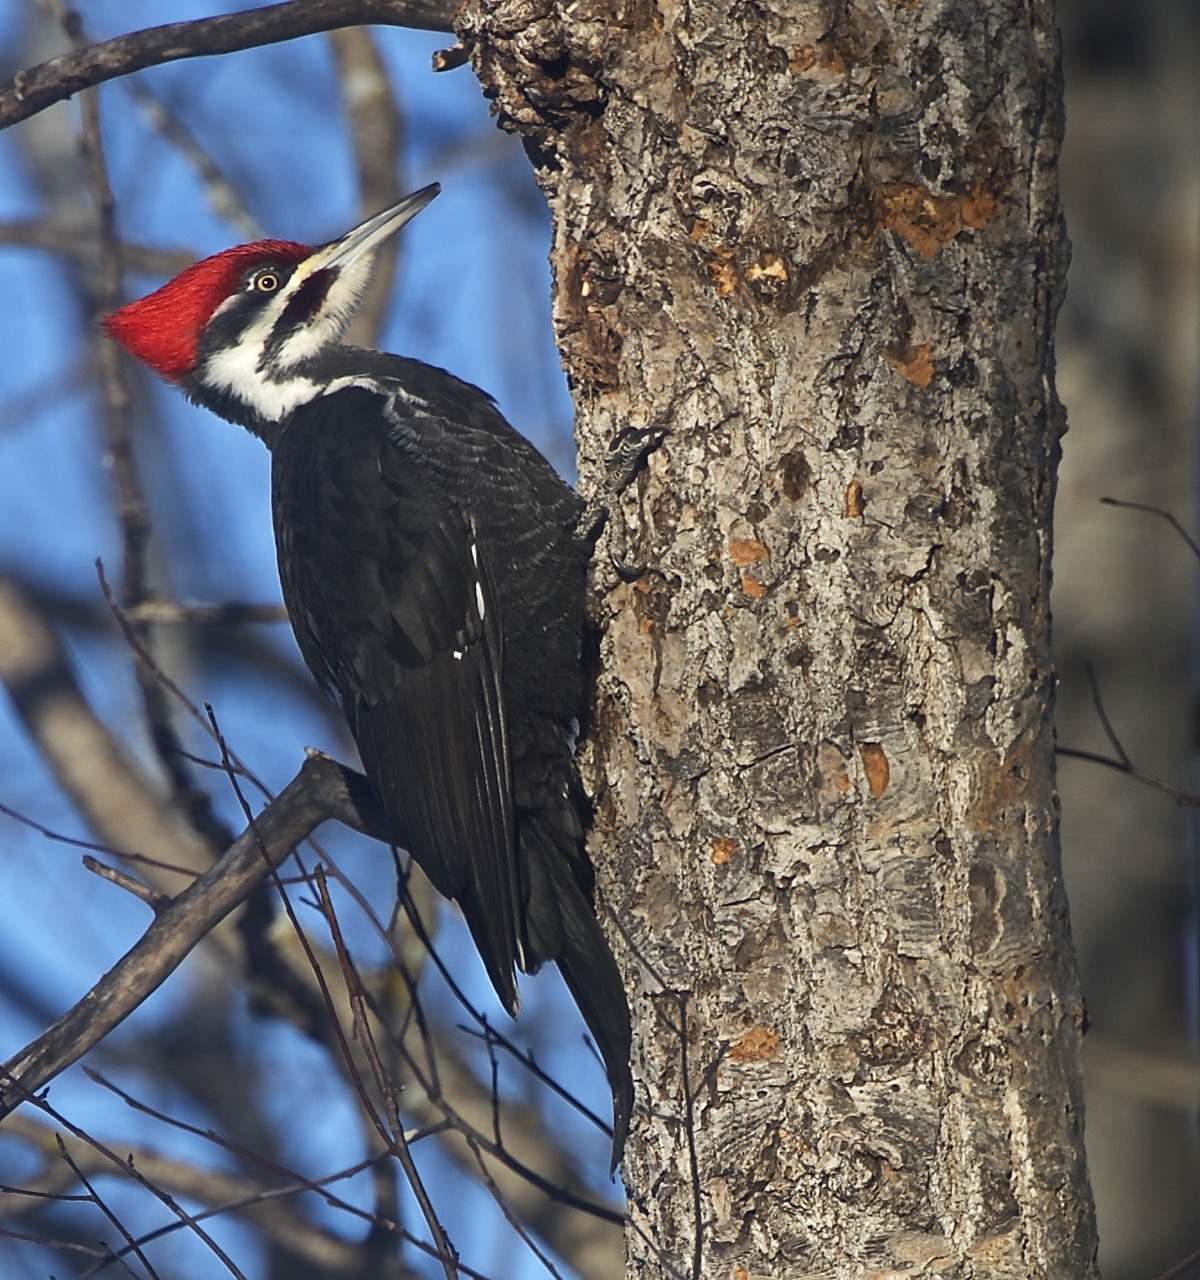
[459,0,1098,1275]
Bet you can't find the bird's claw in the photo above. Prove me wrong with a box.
[606,425,668,494]
[580,425,668,577]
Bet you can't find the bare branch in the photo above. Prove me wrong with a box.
[1,0,458,131]
[0,753,401,1120]
[0,219,193,277]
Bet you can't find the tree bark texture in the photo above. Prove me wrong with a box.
[459,1,1098,1276]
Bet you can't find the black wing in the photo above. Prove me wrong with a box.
[272,385,523,1012]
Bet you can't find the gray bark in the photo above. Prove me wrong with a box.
[459,0,1098,1275]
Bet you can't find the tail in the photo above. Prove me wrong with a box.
[524,833,633,1175]
[555,893,634,1175]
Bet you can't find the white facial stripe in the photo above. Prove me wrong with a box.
[197,253,381,422]
[271,253,374,370]
[202,340,322,421]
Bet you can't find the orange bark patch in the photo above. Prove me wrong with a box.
[844,478,865,518]
[876,181,998,259]
[747,253,789,286]
[711,837,738,866]
[706,259,737,296]
[878,183,961,257]
[968,735,1038,834]
[788,42,846,74]
[729,537,769,566]
[741,574,767,599]
[961,185,997,229]
[730,1026,779,1061]
[860,742,890,798]
[884,340,935,387]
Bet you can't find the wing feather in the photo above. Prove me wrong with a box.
[273,387,522,1011]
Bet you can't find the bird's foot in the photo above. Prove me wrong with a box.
[580,425,667,579]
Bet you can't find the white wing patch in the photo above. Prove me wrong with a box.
[470,542,487,620]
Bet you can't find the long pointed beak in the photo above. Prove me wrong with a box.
[316,182,441,271]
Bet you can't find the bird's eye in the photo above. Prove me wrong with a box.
[252,271,281,294]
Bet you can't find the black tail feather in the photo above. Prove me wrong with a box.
[537,851,633,1176]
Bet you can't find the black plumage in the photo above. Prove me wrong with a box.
[103,191,633,1171]
[272,364,632,1164]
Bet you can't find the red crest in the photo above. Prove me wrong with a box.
[104,240,310,381]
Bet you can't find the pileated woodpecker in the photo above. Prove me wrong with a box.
[104,184,632,1170]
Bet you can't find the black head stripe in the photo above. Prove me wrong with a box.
[279,267,334,331]
[261,267,336,367]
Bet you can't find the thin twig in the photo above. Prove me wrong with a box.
[86,1076,386,1215]
[98,563,267,801]
[316,873,461,1280]
[123,79,261,239]
[0,574,221,887]
[1055,746,1200,807]
[1132,1244,1199,1280]
[82,1073,474,1278]
[462,1132,568,1280]
[1056,660,1200,807]
[401,893,616,1140]
[209,712,464,1278]
[54,1111,250,1280]
[1084,662,1131,768]
[64,9,149,634]
[0,218,195,276]
[123,600,288,625]
[1101,496,1200,563]
[81,855,169,908]
[55,1136,164,1280]
[62,3,204,821]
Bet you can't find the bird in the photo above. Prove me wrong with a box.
[104,184,633,1172]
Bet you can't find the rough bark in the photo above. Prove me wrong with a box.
[458,0,1097,1275]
